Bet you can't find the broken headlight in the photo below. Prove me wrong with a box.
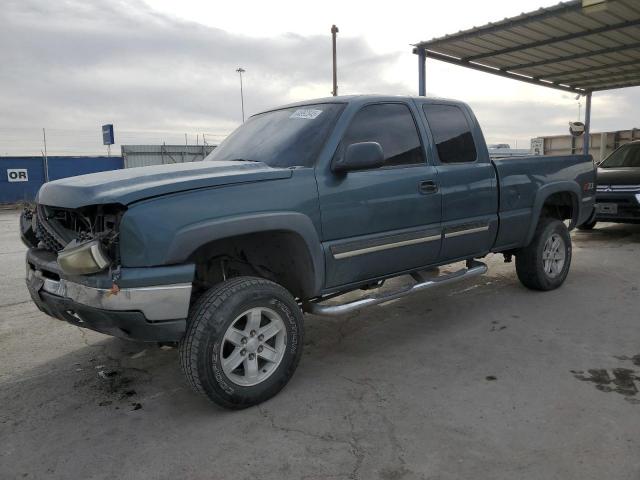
[57,239,111,275]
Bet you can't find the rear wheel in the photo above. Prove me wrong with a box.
[180,276,304,409]
[516,218,572,291]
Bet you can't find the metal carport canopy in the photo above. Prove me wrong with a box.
[413,0,640,154]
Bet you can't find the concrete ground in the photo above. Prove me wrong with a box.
[1,207,639,480]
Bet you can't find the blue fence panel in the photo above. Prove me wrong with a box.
[0,156,123,204]
[0,157,46,204]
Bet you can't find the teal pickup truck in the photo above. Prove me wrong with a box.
[22,95,595,408]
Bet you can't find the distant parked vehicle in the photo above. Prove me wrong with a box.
[487,143,531,160]
[579,141,640,230]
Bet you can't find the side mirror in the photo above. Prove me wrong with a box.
[333,142,384,173]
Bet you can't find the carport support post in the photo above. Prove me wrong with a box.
[583,91,592,156]
[417,46,426,96]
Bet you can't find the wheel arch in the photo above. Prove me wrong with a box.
[525,182,581,246]
[165,212,324,299]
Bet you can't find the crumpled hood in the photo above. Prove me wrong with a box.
[37,161,293,208]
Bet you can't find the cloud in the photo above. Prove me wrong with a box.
[1,0,638,155]
[470,88,640,148]
[0,0,407,154]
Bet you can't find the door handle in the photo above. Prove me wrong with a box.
[419,180,438,194]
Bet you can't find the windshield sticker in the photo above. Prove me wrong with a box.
[290,109,323,120]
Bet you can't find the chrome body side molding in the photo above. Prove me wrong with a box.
[333,234,441,259]
[443,224,490,239]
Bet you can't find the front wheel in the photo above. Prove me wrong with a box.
[516,218,572,291]
[180,277,304,409]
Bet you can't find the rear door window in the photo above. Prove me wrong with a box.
[422,104,477,164]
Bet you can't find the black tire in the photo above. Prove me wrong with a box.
[577,219,597,230]
[515,218,572,291]
[180,276,304,409]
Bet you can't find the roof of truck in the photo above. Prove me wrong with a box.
[258,94,468,116]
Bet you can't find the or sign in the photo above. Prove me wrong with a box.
[102,124,115,145]
[7,169,28,182]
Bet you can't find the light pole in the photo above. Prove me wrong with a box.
[236,67,246,123]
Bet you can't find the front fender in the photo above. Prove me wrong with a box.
[165,212,325,296]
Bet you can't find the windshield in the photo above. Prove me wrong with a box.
[600,143,640,168]
[206,103,345,168]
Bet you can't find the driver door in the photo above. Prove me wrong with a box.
[316,102,442,289]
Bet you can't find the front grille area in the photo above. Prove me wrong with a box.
[35,209,65,252]
[32,204,124,261]
[34,205,81,252]
[597,184,640,193]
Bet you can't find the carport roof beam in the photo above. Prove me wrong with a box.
[413,0,640,94]
[415,49,584,94]
[462,17,640,62]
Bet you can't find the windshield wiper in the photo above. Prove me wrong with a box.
[229,158,261,163]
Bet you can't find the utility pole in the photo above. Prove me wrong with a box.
[331,25,339,96]
[578,101,582,121]
[42,128,49,182]
[236,67,246,122]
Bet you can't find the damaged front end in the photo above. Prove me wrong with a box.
[22,202,192,342]
[21,203,124,276]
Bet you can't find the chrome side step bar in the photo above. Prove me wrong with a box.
[305,260,487,316]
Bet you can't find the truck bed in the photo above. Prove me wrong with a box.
[491,154,595,252]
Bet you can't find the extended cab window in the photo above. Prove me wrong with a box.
[338,103,425,167]
[422,104,477,164]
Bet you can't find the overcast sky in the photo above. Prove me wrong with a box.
[1,0,639,155]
